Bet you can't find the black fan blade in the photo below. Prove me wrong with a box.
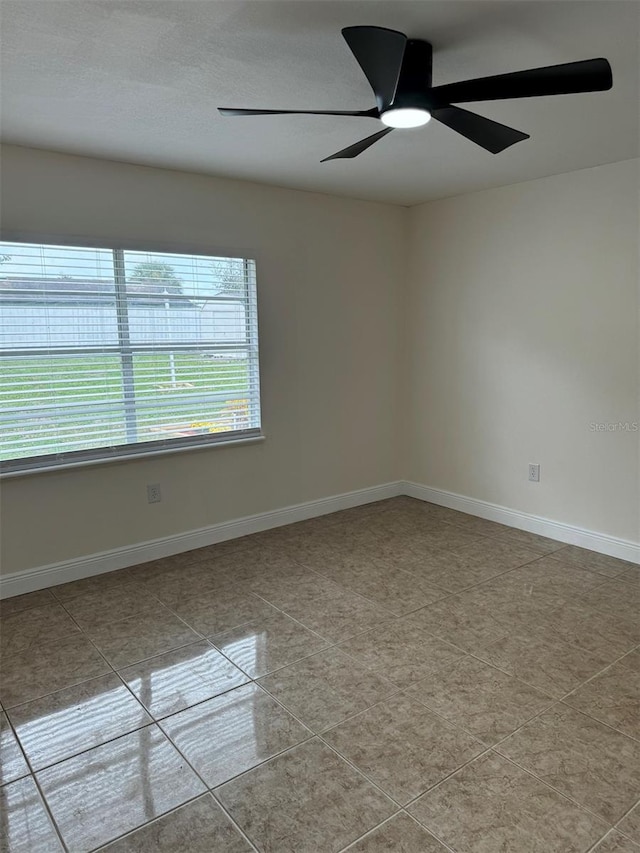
[321,128,394,162]
[218,107,379,117]
[430,58,612,105]
[342,26,407,109]
[432,105,529,153]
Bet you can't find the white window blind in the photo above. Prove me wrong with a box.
[0,241,261,473]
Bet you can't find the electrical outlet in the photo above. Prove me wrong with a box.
[528,464,540,483]
[147,483,162,503]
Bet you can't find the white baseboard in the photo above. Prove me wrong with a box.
[0,481,403,598]
[2,478,637,599]
[404,481,640,565]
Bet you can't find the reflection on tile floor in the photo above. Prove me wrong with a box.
[0,496,638,851]
[159,683,310,787]
[8,673,151,770]
[119,640,250,718]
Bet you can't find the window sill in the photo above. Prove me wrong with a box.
[0,434,266,479]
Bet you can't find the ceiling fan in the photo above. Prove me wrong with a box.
[218,26,612,162]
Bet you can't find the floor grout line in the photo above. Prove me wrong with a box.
[335,807,460,853]
[399,738,619,847]
[312,736,408,810]
[87,791,210,853]
[487,748,617,831]
[1,711,70,852]
[335,812,406,853]
[205,794,261,853]
[583,828,632,853]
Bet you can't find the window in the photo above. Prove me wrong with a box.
[0,241,261,473]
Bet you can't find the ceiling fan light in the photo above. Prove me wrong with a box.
[380,107,431,128]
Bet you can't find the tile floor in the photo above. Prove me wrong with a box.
[0,496,639,852]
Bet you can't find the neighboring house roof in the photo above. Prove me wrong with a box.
[0,278,187,306]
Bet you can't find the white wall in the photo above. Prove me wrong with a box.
[0,145,406,574]
[405,159,640,543]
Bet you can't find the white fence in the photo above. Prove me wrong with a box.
[0,301,247,349]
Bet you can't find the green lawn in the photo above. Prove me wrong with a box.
[1,353,252,460]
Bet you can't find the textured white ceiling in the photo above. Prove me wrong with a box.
[1,0,638,205]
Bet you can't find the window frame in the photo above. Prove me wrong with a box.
[0,233,264,477]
